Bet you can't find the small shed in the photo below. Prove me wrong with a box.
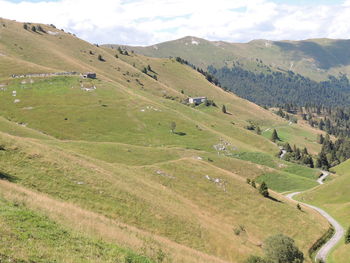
[189,97,206,105]
[82,72,96,79]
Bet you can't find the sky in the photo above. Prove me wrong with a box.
[0,0,350,46]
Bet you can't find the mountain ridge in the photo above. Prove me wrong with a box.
[0,18,344,263]
[106,36,350,81]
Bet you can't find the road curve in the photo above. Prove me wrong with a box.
[285,172,344,262]
[317,171,329,185]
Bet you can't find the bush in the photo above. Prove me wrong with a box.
[264,234,304,263]
[37,25,46,33]
[98,55,105,62]
[245,255,268,263]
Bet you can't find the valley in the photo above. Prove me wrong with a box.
[0,18,349,263]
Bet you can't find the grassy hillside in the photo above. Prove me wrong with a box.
[110,36,350,81]
[0,18,333,263]
[298,161,350,263]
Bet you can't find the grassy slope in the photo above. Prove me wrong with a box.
[0,195,153,263]
[0,19,331,262]
[298,161,350,263]
[111,36,350,81]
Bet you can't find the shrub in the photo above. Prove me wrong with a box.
[245,256,267,263]
[264,234,304,263]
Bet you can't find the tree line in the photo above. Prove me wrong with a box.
[208,65,350,107]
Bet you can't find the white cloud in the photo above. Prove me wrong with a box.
[0,0,350,45]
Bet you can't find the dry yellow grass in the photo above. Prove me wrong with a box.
[0,18,333,263]
[0,180,231,263]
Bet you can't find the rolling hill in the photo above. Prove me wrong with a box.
[0,18,340,262]
[107,36,350,107]
[108,36,350,81]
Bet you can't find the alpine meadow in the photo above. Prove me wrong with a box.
[1,2,350,263]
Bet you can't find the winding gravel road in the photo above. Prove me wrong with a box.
[317,171,329,185]
[285,172,345,262]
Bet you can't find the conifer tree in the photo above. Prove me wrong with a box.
[222,105,227,114]
[285,143,292,152]
[316,157,322,168]
[271,129,280,142]
[259,182,269,197]
[295,148,301,160]
[302,147,309,156]
[345,226,350,244]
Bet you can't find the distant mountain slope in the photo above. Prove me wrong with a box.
[106,36,350,106]
[107,36,350,81]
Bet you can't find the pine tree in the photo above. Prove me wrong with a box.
[316,157,322,168]
[309,156,314,168]
[259,182,269,197]
[317,134,324,144]
[285,143,292,152]
[222,105,227,114]
[319,152,329,170]
[271,129,280,142]
[302,147,309,156]
[295,148,301,160]
[345,226,350,244]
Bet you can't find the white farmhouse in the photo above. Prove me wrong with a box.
[189,97,206,105]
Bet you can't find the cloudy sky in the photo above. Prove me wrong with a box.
[0,0,350,45]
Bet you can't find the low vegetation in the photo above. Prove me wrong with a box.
[0,18,338,263]
[246,234,304,263]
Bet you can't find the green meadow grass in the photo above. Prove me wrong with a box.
[0,19,336,263]
[0,197,153,263]
[298,160,350,263]
[230,151,319,192]
[255,172,318,192]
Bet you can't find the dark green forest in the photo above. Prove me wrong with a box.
[208,65,350,106]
